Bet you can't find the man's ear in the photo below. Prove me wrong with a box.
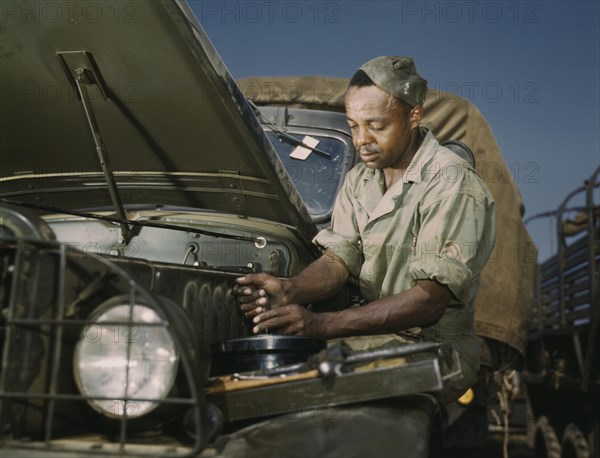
[409,105,424,129]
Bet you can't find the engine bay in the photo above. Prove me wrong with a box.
[44,210,305,278]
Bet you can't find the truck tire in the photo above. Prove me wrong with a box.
[561,423,590,458]
[534,416,561,458]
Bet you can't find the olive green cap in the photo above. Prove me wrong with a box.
[359,56,428,106]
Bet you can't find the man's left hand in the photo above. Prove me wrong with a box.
[252,305,327,337]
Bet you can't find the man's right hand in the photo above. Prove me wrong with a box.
[234,273,287,319]
[234,252,349,321]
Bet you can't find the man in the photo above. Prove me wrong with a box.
[235,56,496,403]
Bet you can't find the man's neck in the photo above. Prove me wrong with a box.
[383,129,424,190]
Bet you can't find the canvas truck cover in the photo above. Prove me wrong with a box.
[238,76,536,355]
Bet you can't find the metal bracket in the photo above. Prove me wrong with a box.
[218,171,248,212]
[273,106,289,131]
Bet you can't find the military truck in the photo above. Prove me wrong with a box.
[523,166,599,458]
[0,0,535,456]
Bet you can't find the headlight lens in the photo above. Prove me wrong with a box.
[74,303,179,419]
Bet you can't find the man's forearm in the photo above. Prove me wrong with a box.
[283,251,350,306]
[319,280,449,339]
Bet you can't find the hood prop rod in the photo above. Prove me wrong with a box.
[57,51,133,245]
[73,67,133,245]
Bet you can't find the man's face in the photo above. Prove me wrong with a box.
[345,85,421,170]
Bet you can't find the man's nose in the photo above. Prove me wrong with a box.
[354,126,373,148]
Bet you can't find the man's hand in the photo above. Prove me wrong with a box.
[234,253,349,333]
[234,273,286,319]
[251,305,328,337]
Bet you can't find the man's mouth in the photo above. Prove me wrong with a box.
[360,147,380,160]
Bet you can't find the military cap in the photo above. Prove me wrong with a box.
[359,56,428,106]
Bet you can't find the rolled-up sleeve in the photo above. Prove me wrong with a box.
[408,169,496,304]
[313,176,363,277]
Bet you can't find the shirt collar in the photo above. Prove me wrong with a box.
[402,128,436,184]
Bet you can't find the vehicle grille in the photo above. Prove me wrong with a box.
[0,238,213,456]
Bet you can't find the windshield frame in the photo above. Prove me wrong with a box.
[263,126,355,224]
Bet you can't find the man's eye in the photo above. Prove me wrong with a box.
[370,125,384,131]
[349,124,358,130]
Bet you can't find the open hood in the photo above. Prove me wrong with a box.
[0,0,316,240]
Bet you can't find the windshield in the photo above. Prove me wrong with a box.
[266,131,351,222]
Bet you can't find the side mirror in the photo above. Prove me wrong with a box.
[440,140,476,167]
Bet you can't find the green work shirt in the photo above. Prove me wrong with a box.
[313,130,496,393]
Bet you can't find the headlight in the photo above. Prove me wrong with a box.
[74,301,179,419]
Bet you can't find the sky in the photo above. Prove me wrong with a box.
[190,0,600,262]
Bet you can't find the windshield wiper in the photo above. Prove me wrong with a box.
[249,102,332,160]
[274,132,332,160]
